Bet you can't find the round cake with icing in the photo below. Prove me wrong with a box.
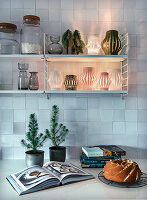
[103,159,141,183]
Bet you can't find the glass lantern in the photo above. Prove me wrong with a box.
[86,36,101,55]
[64,75,78,90]
[80,67,97,90]
[109,69,122,90]
[48,71,63,90]
[20,15,43,54]
[98,72,111,90]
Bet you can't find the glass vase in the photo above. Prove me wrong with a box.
[29,72,39,90]
[48,35,63,54]
[18,63,29,90]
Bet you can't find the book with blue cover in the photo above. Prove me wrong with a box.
[81,163,105,168]
[82,146,104,157]
[81,152,121,162]
[80,152,121,167]
[80,152,121,168]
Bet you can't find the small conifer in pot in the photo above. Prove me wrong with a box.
[62,29,85,55]
[45,105,69,162]
[71,30,85,54]
[62,29,73,54]
[21,113,47,167]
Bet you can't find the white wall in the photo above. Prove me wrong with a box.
[0,0,147,159]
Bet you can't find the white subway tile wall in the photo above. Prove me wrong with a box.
[0,0,147,159]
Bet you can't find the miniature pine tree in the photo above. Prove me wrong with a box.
[62,29,73,54]
[21,113,47,153]
[45,105,69,148]
[72,30,85,54]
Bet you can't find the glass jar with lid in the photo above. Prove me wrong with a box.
[0,23,19,54]
[21,15,43,54]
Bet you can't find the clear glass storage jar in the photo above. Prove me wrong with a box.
[0,23,19,54]
[20,15,43,54]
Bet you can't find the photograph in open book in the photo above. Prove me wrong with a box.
[10,165,58,193]
[45,162,85,174]
[15,166,52,188]
[43,162,93,183]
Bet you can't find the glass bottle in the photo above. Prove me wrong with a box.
[18,63,29,90]
[20,15,43,54]
[29,72,39,90]
[48,35,63,54]
[0,23,19,54]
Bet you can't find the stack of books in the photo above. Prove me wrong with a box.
[81,145,126,168]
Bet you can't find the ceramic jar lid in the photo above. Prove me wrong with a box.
[23,15,40,25]
[0,22,17,33]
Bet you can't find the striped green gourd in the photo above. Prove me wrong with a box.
[101,30,122,55]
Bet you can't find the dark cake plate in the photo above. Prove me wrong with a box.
[98,171,147,188]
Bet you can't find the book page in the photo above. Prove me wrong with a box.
[44,162,92,182]
[11,165,58,192]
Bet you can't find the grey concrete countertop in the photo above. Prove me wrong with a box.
[0,159,147,200]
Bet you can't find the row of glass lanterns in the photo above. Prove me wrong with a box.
[48,67,122,91]
[0,15,43,54]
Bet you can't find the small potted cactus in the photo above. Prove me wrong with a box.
[45,105,69,162]
[21,113,47,167]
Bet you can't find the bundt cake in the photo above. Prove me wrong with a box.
[103,159,142,183]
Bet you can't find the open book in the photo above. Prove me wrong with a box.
[6,161,94,195]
